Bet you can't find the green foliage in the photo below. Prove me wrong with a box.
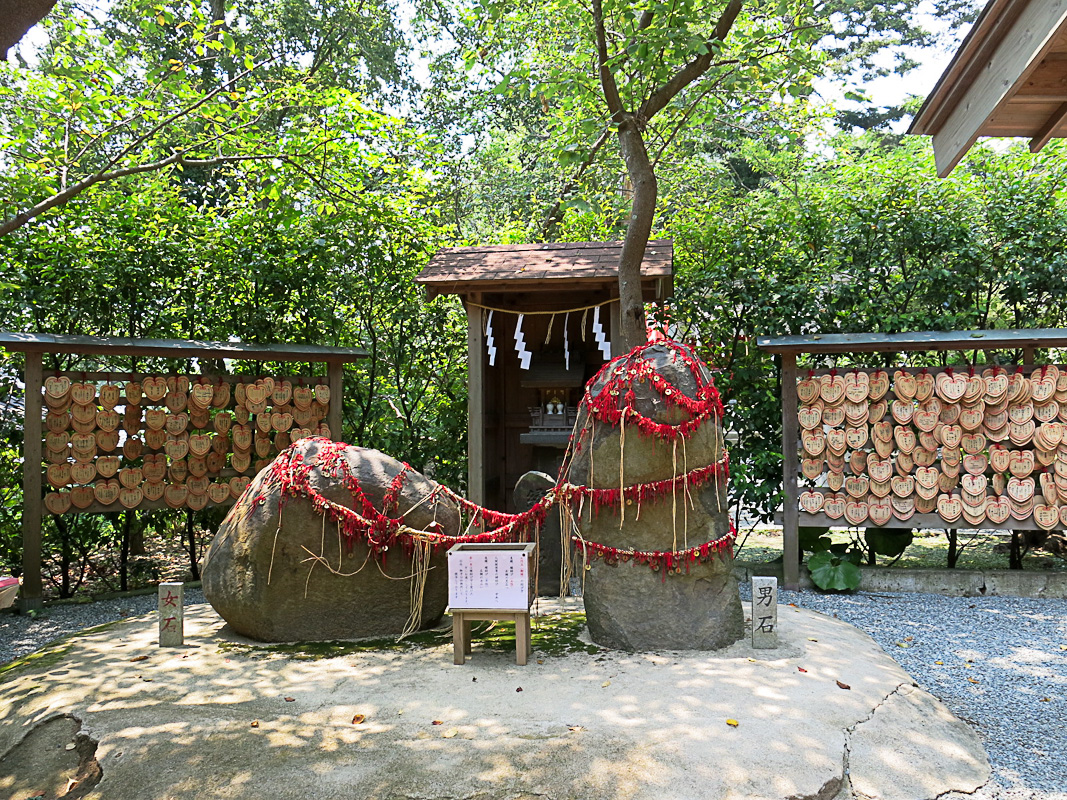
[798,526,831,554]
[667,136,1067,524]
[807,549,862,592]
[864,528,914,560]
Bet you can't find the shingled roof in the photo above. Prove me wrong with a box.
[416,240,673,299]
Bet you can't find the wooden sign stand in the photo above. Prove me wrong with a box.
[447,542,536,665]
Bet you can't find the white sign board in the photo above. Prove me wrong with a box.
[447,543,534,610]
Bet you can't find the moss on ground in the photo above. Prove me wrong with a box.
[0,619,125,684]
[0,643,72,683]
[218,612,600,661]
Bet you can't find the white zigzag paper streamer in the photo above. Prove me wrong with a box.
[563,311,570,372]
[486,310,497,366]
[592,306,611,360]
[514,313,531,370]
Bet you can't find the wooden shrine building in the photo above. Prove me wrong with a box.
[909,0,1067,175]
[416,241,673,511]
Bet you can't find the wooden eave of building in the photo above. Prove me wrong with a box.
[416,240,673,301]
[908,0,1067,177]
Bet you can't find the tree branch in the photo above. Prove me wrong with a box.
[539,126,612,239]
[639,0,744,122]
[0,151,307,236]
[591,0,624,117]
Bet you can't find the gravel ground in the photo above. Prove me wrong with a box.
[2,587,1065,798]
[767,588,1067,800]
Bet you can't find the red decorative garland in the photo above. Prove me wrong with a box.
[555,456,729,515]
[233,340,736,577]
[572,522,736,575]
[579,339,725,442]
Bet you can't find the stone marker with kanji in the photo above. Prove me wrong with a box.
[159,582,184,646]
[751,576,778,649]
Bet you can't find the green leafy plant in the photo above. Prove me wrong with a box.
[807,549,862,592]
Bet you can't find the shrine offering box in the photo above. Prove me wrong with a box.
[447,543,535,610]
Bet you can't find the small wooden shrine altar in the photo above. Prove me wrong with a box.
[416,241,673,511]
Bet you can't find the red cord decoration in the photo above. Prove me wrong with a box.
[235,340,736,577]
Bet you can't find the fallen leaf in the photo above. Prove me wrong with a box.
[836,680,851,690]
[1040,697,1051,702]
[516,687,523,692]
[351,714,366,725]
[797,667,808,673]
[284,697,295,702]
[967,678,979,684]
[472,677,477,682]
[250,721,259,728]
[725,719,739,728]
[788,603,797,607]
[935,661,943,665]
[904,636,914,642]
[1060,645,1067,651]
[536,659,544,664]
[747,658,757,662]
[65,742,76,751]
[807,637,818,642]
[601,680,611,687]
[129,655,149,662]
[442,728,459,738]
[431,720,443,725]
[895,642,910,648]
[568,725,585,732]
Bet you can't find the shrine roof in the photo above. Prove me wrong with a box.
[908,0,1067,176]
[416,240,673,299]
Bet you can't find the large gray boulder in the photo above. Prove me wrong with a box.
[202,438,460,642]
[568,343,743,651]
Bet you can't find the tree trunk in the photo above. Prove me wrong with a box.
[1009,531,1022,570]
[615,119,657,352]
[187,511,201,581]
[118,513,130,592]
[1,0,58,61]
[946,529,958,568]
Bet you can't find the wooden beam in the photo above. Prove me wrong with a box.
[758,327,1067,356]
[326,360,344,442]
[609,300,623,358]
[44,496,236,516]
[466,295,486,506]
[1030,100,1067,149]
[796,510,1064,531]
[0,332,367,362]
[20,352,44,612]
[780,354,800,591]
[931,0,1067,177]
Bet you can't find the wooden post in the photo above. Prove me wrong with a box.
[1022,346,1036,365]
[326,359,344,442]
[609,299,623,358]
[20,352,44,612]
[781,353,800,590]
[466,294,486,506]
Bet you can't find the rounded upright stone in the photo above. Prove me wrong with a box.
[514,470,565,596]
[567,342,743,651]
[202,438,460,642]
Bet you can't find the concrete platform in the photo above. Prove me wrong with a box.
[0,602,989,800]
